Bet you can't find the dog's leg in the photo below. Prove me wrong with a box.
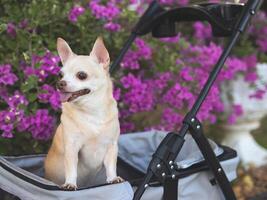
[61,135,80,190]
[104,142,124,184]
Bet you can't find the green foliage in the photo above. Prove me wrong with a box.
[0,0,266,156]
[0,0,140,155]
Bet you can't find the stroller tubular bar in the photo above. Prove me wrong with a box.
[109,33,137,73]
[109,0,263,199]
[184,117,236,200]
[134,1,262,200]
[134,1,263,200]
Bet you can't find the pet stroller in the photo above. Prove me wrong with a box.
[0,0,263,200]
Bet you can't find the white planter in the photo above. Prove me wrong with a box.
[222,117,267,168]
[221,63,267,168]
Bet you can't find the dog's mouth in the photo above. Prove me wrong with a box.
[59,89,91,103]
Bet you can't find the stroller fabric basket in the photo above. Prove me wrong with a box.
[0,130,239,200]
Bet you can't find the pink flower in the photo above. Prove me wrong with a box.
[89,1,120,21]
[250,89,266,99]
[0,64,18,85]
[38,84,61,110]
[1,124,14,138]
[7,23,16,38]
[193,22,212,40]
[121,39,152,70]
[68,6,85,22]
[180,67,193,81]
[104,22,121,32]
[245,72,258,83]
[228,105,243,124]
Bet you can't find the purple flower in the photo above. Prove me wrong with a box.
[0,64,18,85]
[160,35,180,43]
[228,105,243,124]
[249,89,266,99]
[120,121,135,133]
[159,0,175,5]
[121,39,152,70]
[89,1,120,21]
[0,86,9,100]
[197,86,223,123]
[245,72,258,83]
[18,19,29,29]
[228,57,249,72]
[227,115,237,125]
[121,51,140,69]
[178,0,189,6]
[104,22,121,32]
[17,116,31,132]
[248,12,267,53]
[38,51,61,79]
[161,108,183,131]
[16,109,56,140]
[1,124,14,138]
[162,83,182,109]
[68,6,85,22]
[153,72,172,90]
[186,43,222,67]
[28,109,55,140]
[159,0,189,6]
[180,67,193,81]
[135,38,152,59]
[243,55,257,69]
[113,87,121,101]
[6,91,28,108]
[256,38,267,53]
[38,84,61,110]
[23,66,36,77]
[0,110,16,124]
[6,23,16,38]
[193,22,212,40]
[23,51,60,81]
[219,57,247,81]
[120,73,154,113]
[256,26,267,52]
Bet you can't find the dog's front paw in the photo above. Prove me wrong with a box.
[108,176,124,184]
[61,183,77,191]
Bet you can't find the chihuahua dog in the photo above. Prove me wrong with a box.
[44,37,122,190]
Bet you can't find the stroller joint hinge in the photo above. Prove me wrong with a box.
[185,117,237,200]
[183,115,203,136]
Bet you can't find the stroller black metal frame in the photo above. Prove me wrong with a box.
[109,0,264,200]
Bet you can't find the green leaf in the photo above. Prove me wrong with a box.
[21,76,38,93]
[0,24,7,33]
[27,93,38,103]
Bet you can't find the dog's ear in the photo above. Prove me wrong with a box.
[90,37,110,70]
[57,38,74,65]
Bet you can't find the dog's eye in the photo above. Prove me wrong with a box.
[77,71,88,80]
[59,71,64,79]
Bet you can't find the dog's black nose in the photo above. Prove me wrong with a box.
[57,80,67,90]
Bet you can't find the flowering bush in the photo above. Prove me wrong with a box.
[0,0,266,154]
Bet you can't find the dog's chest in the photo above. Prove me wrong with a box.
[79,137,110,170]
[61,103,119,174]
[62,112,108,138]
[76,113,105,135]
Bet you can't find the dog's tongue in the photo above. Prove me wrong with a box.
[59,92,72,103]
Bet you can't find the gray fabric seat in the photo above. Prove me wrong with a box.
[0,130,239,200]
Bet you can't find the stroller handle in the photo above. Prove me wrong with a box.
[109,0,248,74]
